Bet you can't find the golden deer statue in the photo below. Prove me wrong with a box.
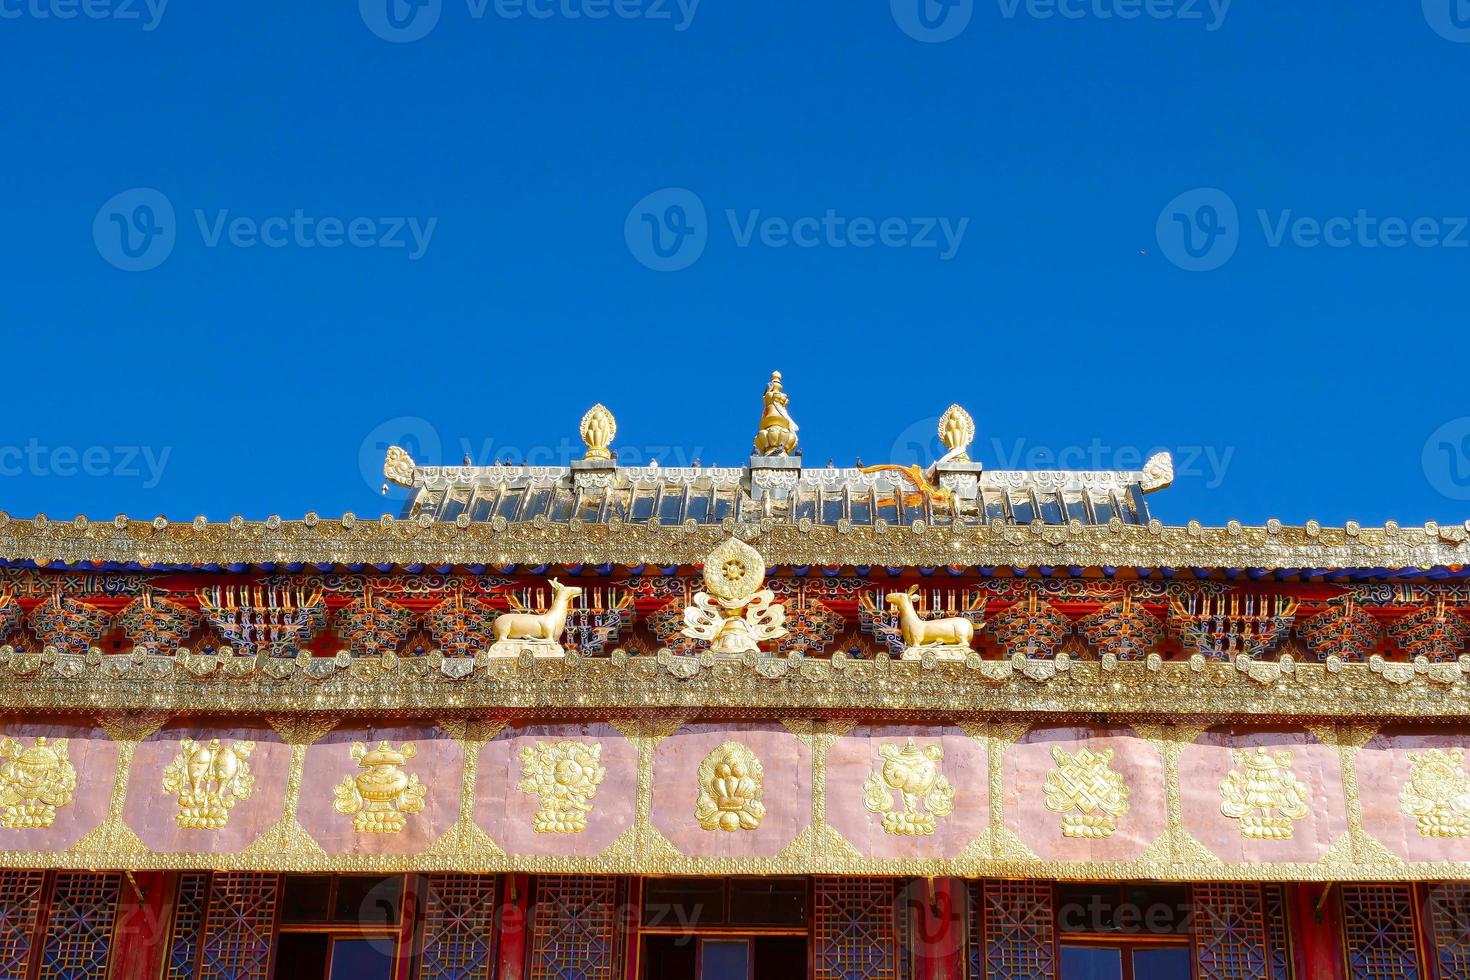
[886,586,976,650]
[493,579,583,645]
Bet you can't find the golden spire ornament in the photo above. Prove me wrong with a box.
[937,404,975,463]
[579,404,616,461]
[753,371,799,457]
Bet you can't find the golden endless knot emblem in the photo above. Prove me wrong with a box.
[863,740,956,836]
[0,737,77,829]
[1219,746,1309,840]
[334,741,427,834]
[518,741,606,834]
[1399,748,1470,839]
[161,738,255,830]
[1043,746,1131,839]
[695,742,765,832]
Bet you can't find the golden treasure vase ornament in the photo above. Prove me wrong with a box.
[518,741,606,834]
[489,578,583,659]
[695,742,765,832]
[1399,748,1470,838]
[1043,746,1130,839]
[0,737,77,829]
[161,738,255,830]
[1219,746,1309,840]
[863,740,956,836]
[578,404,617,461]
[681,538,787,656]
[753,370,799,456]
[335,741,428,834]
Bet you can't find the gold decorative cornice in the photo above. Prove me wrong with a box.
[0,513,1466,571]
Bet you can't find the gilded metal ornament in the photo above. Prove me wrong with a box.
[518,741,606,834]
[1399,748,1470,838]
[1042,746,1130,839]
[753,371,798,456]
[1219,747,1309,840]
[695,741,765,832]
[161,738,256,830]
[937,404,975,463]
[863,740,955,836]
[681,538,787,655]
[885,586,977,658]
[490,578,582,658]
[0,737,76,828]
[334,741,427,833]
[579,404,617,461]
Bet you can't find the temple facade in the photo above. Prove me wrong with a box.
[1,374,1469,979]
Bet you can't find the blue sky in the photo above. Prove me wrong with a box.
[2,0,1468,528]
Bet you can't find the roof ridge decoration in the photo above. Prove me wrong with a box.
[753,370,798,457]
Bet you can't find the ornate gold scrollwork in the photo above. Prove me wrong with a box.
[161,738,255,830]
[863,740,955,836]
[695,741,765,832]
[1399,748,1470,838]
[1042,745,1130,839]
[334,741,427,834]
[0,737,76,829]
[1219,746,1309,840]
[518,741,606,834]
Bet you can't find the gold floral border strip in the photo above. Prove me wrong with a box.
[0,513,1466,570]
[0,715,1466,881]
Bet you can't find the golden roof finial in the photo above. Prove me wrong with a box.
[937,404,975,463]
[579,404,616,461]
[754,371,799,457]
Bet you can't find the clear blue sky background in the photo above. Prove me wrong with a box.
[3,0,1468,527]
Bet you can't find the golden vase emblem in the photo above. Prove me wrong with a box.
[1399,748,1470,838]
[518,741,606,834]
[695,742,765,832]
[1043,746,1130,839]
[863,740,955,836]
[334,741,427,834]
[161,738,255,830]
[1219,746,1309,840]
[0,737,77,829]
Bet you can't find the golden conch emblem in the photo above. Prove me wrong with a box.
[579,404,616,461]
[1043,746,1130,839]
[160,738,255,830]
[695,742,765,832]
[863,740,956,836]
[334,741,427,834]
[0,737,77,829]
[1399,748,1470,838]
[1219,746,1310,840]
[937,404,975,463]
[518,741,606,834]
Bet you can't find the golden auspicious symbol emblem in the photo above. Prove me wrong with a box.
[518,741,606,834]
[753,370,799,456]
[695,742,765,832]
[161,738,255,830]
[937,404,975,463]
[0,737,77,829]
[334,741,427,834]
[863,740,955,836]
[682,538,787,656]
[1399,748,1470,838]
[1043,746,1130,839]
[579,404,617,461]
[1219,746,1309,840]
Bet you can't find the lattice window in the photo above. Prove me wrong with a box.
[968,880,1055,980]
[1262,885,1293,980]
[1193,882,1268,980]
[0,871,45,980]
[1340,884,1422,980]
[1426,884,1470,979]
[814,878,899,980]
[421,875,499,980]
[528,875,617,980]
[37,872,121,980]
[166,872,210,980]
[200,873,279,980]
